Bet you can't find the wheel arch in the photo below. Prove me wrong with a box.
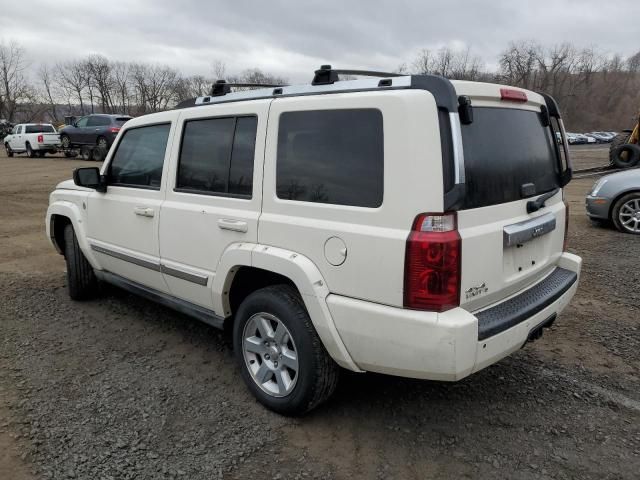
[46,202,101,268]
[214,244,361,372]
[608,188,640,220]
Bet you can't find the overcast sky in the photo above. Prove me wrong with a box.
[1,0,638,82]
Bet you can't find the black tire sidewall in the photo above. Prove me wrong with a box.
[5,143,12,157]
[612,193,640,234]
[26,144,35,158]
[233,287,323,415]
[612,144,640,168]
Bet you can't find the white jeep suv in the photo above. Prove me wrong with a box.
[46,67,582,415]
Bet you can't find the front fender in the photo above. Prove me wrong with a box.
[46,201,102,269]
[213,243,361,372]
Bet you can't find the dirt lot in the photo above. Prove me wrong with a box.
[0,146,638,479]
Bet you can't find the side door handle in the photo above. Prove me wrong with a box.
[134,206,155,218]
[217,218,248,233]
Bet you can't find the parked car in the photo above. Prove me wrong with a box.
[58,114,132,151]
[586,132,614,143]
[46,68,581,414]
[3,123,60,157]
[566,133,586,145]
[586,169,640,233]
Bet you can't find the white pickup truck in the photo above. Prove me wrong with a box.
[3,123,60,157]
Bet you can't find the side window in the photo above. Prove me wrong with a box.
[87,116,111,127]
[76,117,88,128]
[108,123,171,189]
[177,116,257,197]
[229,117,257,196]
[276,109,383,207]
[14,126,21,134]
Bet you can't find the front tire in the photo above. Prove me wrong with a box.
[233,285,339,415]
[63,225,98,299]
[612,193,640,234]
[4,143,13,157]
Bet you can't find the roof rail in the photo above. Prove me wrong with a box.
[312,65,402,85]
[211,79,288,96]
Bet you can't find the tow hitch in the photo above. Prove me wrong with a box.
[526,314,557,344]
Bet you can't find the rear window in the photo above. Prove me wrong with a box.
[461,108,560,209]
[115,117,132,126]
[25,125,55,134]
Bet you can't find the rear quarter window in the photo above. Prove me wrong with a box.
[276,109,383,208]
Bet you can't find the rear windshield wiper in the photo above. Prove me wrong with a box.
[527,188,560,214]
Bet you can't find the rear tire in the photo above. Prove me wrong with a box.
[81,146,92,161]
[233,285,340,415]
[4,143,13,157]
[91,146,106,162]
[611,192,640,234]
[26,143,36,158]
[60,135,71,149]
[63,225,98,299]
[609,132,632,165]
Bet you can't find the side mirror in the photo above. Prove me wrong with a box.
[73,167,106,192]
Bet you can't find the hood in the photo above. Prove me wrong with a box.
[55,179,93,191]
[600,168,640,184]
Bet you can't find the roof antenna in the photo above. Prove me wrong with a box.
[312,65,339,86]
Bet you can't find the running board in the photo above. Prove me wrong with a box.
[95,270,225,329]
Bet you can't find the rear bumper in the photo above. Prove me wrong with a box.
[328,252,581,381]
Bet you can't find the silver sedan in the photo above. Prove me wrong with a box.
[586,169,640,234]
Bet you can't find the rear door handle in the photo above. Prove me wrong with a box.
[134,206,155,218]
[217,218,248,233]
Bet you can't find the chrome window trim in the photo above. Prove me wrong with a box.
[449,112,466,185]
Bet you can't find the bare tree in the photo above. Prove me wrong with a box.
[86,55,115,113]
[37,64,59,123]
[112,61,131,114]
[55,60,88,115]
[0,41,31,122]
[411,46,486,80]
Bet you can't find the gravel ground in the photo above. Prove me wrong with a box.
[0,146,638,479]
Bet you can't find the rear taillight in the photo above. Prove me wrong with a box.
[500,88,527,102]
[37,134,43,143]
[563,199,570,251]
[109,127,120,133]
[404,213,461,312]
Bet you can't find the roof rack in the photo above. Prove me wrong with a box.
[173,65,412,110]
[312,65,402,85]
[211,79,288,96]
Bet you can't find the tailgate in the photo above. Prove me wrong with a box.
[451,82,567,312]
[458,194,566,312]
[41,133,60,145]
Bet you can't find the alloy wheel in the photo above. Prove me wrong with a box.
[618,198,640,233]
[242,312,299,397]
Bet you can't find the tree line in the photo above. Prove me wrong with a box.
[1,39,639,130]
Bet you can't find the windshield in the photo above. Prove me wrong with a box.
[460,107,560,209]
[25,125,55,134]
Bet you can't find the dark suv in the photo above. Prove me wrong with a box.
[59,114,132,150]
